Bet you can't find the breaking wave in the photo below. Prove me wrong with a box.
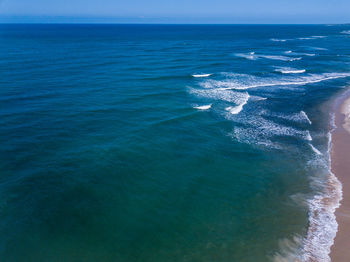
[225,94,250,115]
[270,38,288,42]
[235,52,301,61]
[309,143,322,155]
[201,72,350,91]
[275,67,306,74]
[193,104,212,110]
[192,73,212,78]
[301,131,342,262]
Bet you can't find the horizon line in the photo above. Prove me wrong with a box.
[0,22,349,25]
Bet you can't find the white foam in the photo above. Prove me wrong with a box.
[305,46,328,51]
[225,95,249,115]
[303,53,316,56]
[330,112,336,130]
[210,72,350,91]
[270,38,288,42]
[190,87,250,104]
[275,67,306,74]
[262,111,313,126]
[306,130,313,141]
[282,69,306,74]
[234,53,257,60]
[273,129,342,262]
[259,55,302,61]
[235,52,300,61]
[298,36,327,40]
[298,37,314,40]
[192,74,212,78]
[284,51,315,56]
[232,126,282,150]
[232,114,313,146]
[312,35,327,38]
[301,130,342,262]
[301,111,312,125]
[194,104,212,110]
[289,52,316,57]
[309,143,322,155]
[250,95,267,101]
[341,30,350,35]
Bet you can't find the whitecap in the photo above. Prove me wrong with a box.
[212,72,350,91]
[259,55,302,61]
[263,111,312,125]
[287,51,316,56]
[341,30,350,35]
[298,36,327,40]
[300,53,316,57]
[192,73,212,78]
[270,38,288,42]
[305,46,328,51]
[190,87,250,104]
[309,143,322,155]
[306,130,313,141]
[312,35,327,38]
[250,95,267,101]
[225,95,250,115]
[193,104,212,110]
[301,111,312,125]
[234,53,257,60]
[282,69,306,74]
[275,67,306,74]
[235,52,301,62]
[232,114,312,143]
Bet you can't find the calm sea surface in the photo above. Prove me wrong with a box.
[1,24,350,262]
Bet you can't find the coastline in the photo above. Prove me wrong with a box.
[330,88,350,262]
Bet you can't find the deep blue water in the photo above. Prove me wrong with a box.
[0,24,350,262]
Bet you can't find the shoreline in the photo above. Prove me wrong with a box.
[330,88,350,262]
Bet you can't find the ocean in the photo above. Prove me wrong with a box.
[0,24,350,262]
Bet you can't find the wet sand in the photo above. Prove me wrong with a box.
[330,90,350,262]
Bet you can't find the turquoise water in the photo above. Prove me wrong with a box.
[1,24,350,262]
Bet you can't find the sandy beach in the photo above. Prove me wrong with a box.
[330,89,350,262]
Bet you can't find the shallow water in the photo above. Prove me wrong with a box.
[0,24,350,262]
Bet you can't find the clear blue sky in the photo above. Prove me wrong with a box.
[0,0,349,23]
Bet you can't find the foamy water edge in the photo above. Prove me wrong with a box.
[301,122,342,262]
[273,114,343,262]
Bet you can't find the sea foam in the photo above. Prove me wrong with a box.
[194,104,212,110]
[272,129,342,262]
[232,114,313,147]
[301,111,312,125]
[284,50,315,56]
[225,94,250,115]
[192,74,212,78]
[298,36,327,40]
[235,52,301,61]
[208,72,350,91]
[309,143,322,155]
[270,38,288,42]
[301,131,342,262]
[275,67,306,74]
